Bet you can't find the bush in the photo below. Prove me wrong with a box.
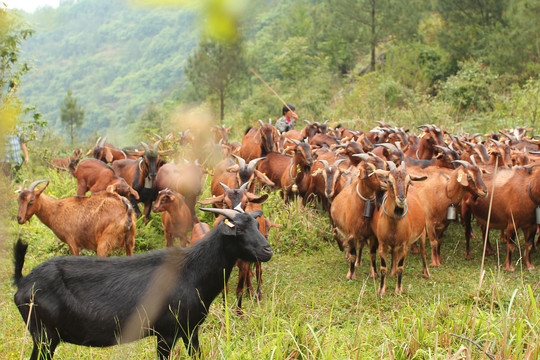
[438,59,498,113]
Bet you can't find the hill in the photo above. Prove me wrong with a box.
[19,0,199,140]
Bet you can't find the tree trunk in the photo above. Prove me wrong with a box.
[219,88,225,124]
[370,0,376,71]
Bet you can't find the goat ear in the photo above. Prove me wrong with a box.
[219,218,237,236]
[457,170,468,186]
[254,169,275,187]
[410,175,428,182]
[105,148,113,163]
[247,193,268,204]
[198,195,224,205]
[130,188,140,200]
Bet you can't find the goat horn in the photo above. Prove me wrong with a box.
[248,157,266,169]
[153,133,162,140]
[386,161,396,171]
[21,179,27,191]
[96,137,102,147]
[352,153,370,162]
[232,154,246,168]
[200,207,242,220]
[100,137,107,147]
[239,182,249,191]
[268,118,272,125]
[400,160,406,170]
[317,159,330,169]
[153,140,162,150]
[489,138,502,146]
[451,160,470,168]
[333,159,346,167]
[375,143,398,152]
[219,182,232,192]
[258,120,265,127]
[28,179,49,192]
[470,155,478,167]
[141,142,151,152]
[288,138,301,145]
[304,120,312,125]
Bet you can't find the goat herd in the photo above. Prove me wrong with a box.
[11,121,540,359]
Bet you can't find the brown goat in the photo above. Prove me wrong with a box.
[156,161,203,222]
[330,154,386,280]
[49,148,82,172]
[371,161,430,296]
[152,189,193,247]
[238,120,280,162]
[70,158,139,199]
[17,180,136,256]
[278,138,314,202]
[409,160,488,266]
[462,165,540,270]
[210,155,273,200]
[190,218,211,246]
[92,137,128,163]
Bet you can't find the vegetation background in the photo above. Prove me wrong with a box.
[0,0,539,358]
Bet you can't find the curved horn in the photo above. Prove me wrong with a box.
[258,120,265,127]
[219,182,232,193]
[304,120,312,125]
[100,137,107,147]
[141,142,151,152]
[199,207,242,219]
[489,138,502,146]
[451,160,470,168]
[317,159,330,168]
[28,179,49,192]
[232,154,246,168]
[239,182,249,191]
[96,137,102,147]
[153,133,162,140]
[386,161,397,171]
[288,137,301,145]
[333,159,346,167]
[352,153,371,162]
[470,155,478,167]
[376,143,398,152]
[21,179,27,191]
[248,157,266,169]
[153,140,162,150]
[500,130,516,141]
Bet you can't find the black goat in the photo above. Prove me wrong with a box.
[13,207,272,360]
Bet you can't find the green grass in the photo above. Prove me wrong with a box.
[1,164,539,359]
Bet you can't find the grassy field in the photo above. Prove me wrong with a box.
[1,166,539,359]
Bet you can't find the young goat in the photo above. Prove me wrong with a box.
[17,180,135,256]
[13,207,272,360]
[152,188,193,247]
[371,161,430,296]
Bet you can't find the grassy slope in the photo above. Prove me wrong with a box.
[0,168,539,359]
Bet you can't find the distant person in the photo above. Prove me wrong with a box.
[1,129,29,180]
[275,103,298,133]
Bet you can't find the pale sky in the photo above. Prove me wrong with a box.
[3,0,60,13]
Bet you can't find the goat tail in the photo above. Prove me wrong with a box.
[121,197,134,230]
[13,238,28,286]
[68,158,78,176]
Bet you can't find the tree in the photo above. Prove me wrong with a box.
[60,90,84,145]
[0,5,35,134]
[185,36,245,123]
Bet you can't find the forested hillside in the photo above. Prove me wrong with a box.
[16,0,540,145]
[19,0,198,140]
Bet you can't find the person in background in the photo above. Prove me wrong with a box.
[1,128,29,180]
[275,103,298,133]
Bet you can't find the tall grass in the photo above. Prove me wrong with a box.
[1,164,539,359]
